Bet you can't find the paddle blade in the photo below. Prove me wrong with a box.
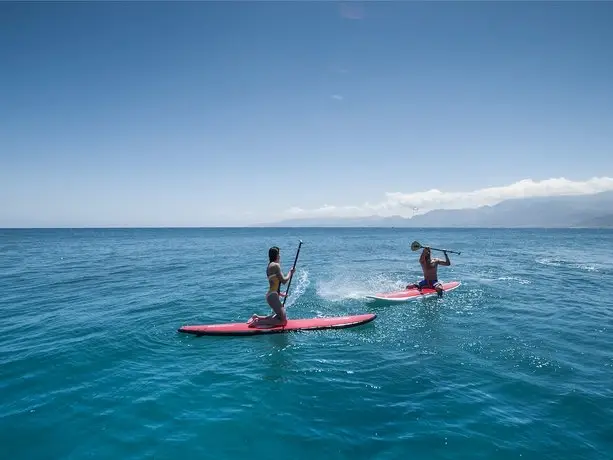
[410,241,422,251]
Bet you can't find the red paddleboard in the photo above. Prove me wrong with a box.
[178,313,376,336]
[365,281,461,302]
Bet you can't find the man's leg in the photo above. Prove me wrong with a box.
[418,279,430,291]
[406,280,426,291]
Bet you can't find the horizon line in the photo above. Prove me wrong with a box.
[1,226,611,230]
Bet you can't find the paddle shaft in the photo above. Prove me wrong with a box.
[412,240,461,255]
[427,246,461,255]
[282,240,303,307]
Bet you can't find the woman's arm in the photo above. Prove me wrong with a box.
[281,267,295,284]
[272,263,294,284]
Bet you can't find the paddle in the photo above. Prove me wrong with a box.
[410,240,461,255]
[282,240,303,307]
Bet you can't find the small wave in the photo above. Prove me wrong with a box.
[577,264,598,272]
[536,258,562,267]
[536,258,598,272]
[497,276,531,285]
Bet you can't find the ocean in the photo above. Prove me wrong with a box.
[1,227,612,459]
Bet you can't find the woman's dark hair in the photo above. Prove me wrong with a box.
[268,246,280,263]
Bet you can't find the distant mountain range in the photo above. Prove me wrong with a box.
[254,191,613,228]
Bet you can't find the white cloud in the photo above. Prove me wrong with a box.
[287,204,362,218]
[331,94,343,101]
[285,177,613,219]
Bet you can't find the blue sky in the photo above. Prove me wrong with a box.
[1,1,612,226]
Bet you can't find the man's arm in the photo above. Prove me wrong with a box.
[435,252,451,266]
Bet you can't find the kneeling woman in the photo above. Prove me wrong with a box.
[248,246,294,328]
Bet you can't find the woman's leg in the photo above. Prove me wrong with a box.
[248,293,287,327]
[247,313,267,324]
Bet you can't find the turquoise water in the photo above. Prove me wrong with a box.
[1,228,612,459]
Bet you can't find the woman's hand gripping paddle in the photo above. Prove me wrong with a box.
[410,240,461,255]
[282,240,303,307]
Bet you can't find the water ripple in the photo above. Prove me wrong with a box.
[1,228,613,459]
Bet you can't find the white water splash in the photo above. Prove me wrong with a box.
[284,269,310,308]
[316,272,409,302]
